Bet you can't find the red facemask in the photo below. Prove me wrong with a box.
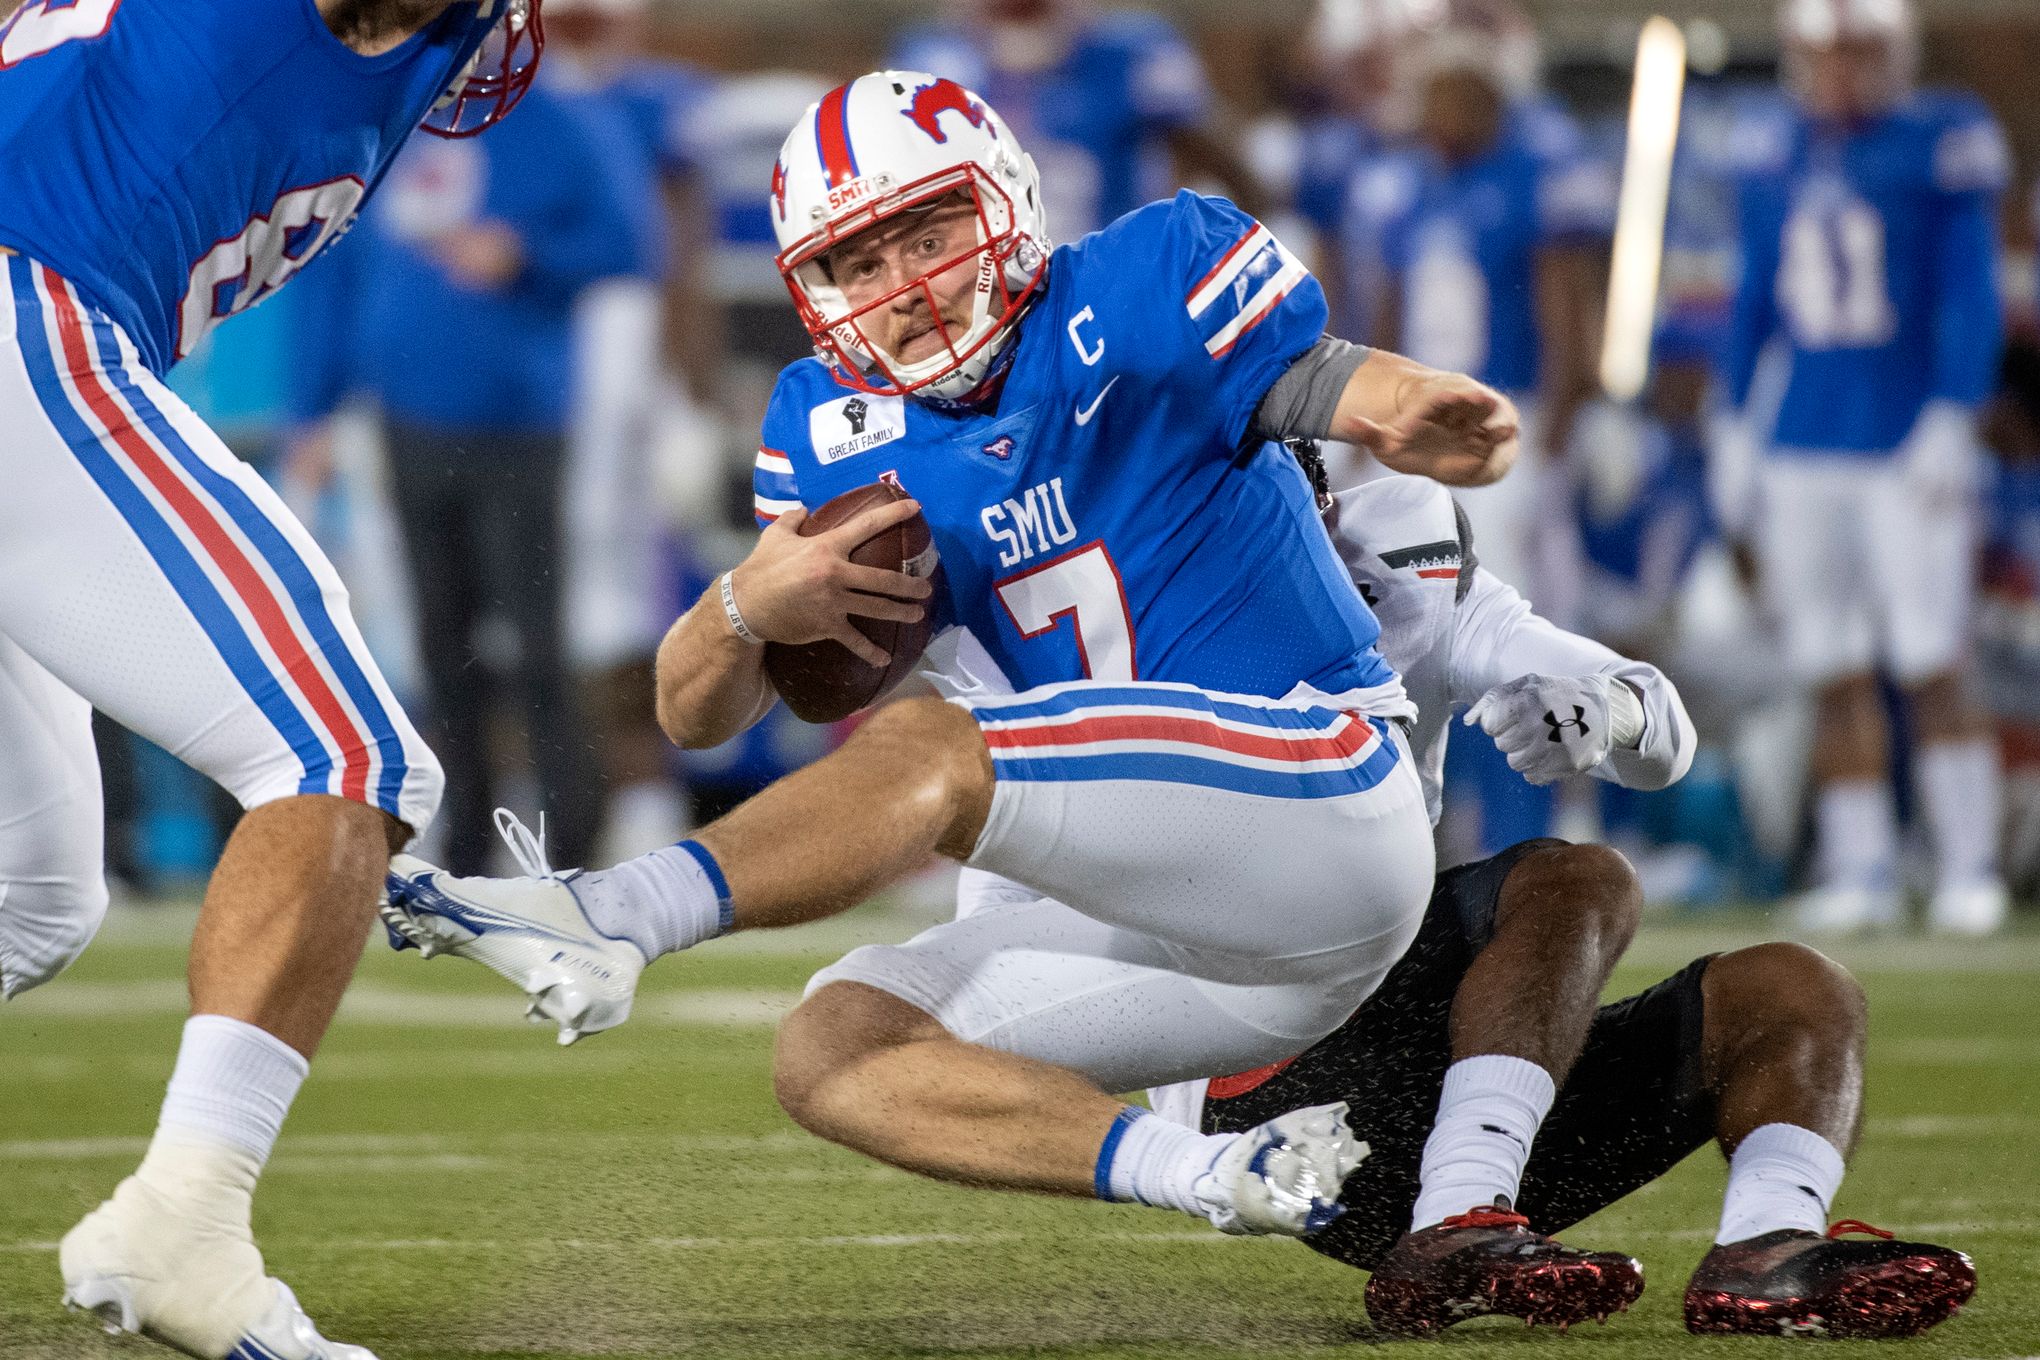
[422,0,546,139]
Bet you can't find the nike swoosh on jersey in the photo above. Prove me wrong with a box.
[1073,376,1119,426]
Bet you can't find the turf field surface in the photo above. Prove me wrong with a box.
[3,901,2036,1359]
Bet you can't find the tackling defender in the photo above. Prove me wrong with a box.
[0,1,537,1356]
[1137,475,1973,1337]
[382,69,1574,1287]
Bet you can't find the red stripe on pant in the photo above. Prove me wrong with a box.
[41,267,373,802]
[982,710,1375,765]
[1207,1056,1298,1100]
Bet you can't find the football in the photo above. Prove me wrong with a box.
[762,481,940,724]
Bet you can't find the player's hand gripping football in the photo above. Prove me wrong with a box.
[727,499,933,668]
[1356,372,1520,488]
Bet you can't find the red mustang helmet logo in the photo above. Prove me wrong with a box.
[771,159,789,221]
[903,78,990,145]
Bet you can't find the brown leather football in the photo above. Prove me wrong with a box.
[762,481,939,724]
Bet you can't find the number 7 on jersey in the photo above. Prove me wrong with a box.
[995,542,1137,681]
[1,0,119,67]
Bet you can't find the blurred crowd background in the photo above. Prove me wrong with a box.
[120,0,2040,935]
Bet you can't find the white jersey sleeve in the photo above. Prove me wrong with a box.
[1448,566,1696,792]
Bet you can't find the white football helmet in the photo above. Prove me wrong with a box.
[772,71,1049,401]
[1779,0,1918,117]
[1404,0,1541,104]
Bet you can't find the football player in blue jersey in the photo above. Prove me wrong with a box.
[1346,0,1615,854]
[0,1,539,1355]
[533,0,720,860]
[1266,0,1425,336]
[382,69,1714,1329]
[1718,0,2010,935]
[888,0,1267,239]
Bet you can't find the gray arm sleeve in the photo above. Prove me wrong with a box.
[1249,335,1371,443]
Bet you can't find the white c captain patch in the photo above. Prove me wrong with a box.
[811,393,906,464]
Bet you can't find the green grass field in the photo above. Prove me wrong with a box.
[4,901,2036,1359]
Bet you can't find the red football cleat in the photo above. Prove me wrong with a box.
[1364,1202,1645,1336]
[1684,1219,1977,1338]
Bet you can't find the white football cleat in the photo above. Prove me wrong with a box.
[1194,1101,1369,1237]
[381,810,646,1045]
[1791,885,1902,935]
[1928,879,2009,936]
[61,1176,375,1360]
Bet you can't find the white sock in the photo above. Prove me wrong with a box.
[1816,781,1898,893]
[1716,1122,1845,1244]
[152,1015,306,1170]
[1093,1107,1239,1215]
[571,839,730,960]
[1917,739,2001,890]
[1409,1054,1556,1230]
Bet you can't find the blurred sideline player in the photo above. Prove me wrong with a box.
[379,72,1628,1316]
[543,0,718,857]
[1348,0,1616,852]
[679,68,834,487]
[0,0,538,1355]
[1717,0,2010,934]
[1123,484,1971,1338]
[286,79,644,877]
[1247,0,1427,334]
[889,0,1267,238]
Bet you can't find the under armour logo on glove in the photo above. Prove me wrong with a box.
[1466,675,1617,785]
[1543,706,1590,742]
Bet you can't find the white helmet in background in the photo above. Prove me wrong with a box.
[1402,0,1540,104]
[772,71,1049,401]
[1779,0,1918,117]
[1309,0,1435,125]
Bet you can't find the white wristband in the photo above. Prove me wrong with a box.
[718,571,761,645]
[1604,675,1646,749]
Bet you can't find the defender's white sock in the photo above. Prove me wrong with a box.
[571,840,730,960]
[1917,739,2001,891]
[129,1015,304,1220]
[1094,1107,1239,1215]
[1409,1054,1556,1230]
[1816,781,1898,893]
[1716,1122,1845,1244]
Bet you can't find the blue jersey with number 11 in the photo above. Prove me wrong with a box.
[0,0,498,375]
[755,192,1405,713]
[1724,92,2008,454]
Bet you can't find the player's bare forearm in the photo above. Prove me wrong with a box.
[1331,350,1520,487]
[653,593,776,750]
[318,0,461,53]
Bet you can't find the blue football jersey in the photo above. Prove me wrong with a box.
[0,0,498,375]
[1650,85,1759,368]
[1723,90,2008,455]
[754,192,1403,710]
[888,13,1212,239]
[1292,112,1382,237]
[1368,100,1615,394]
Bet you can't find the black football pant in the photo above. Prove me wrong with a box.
[1204,839,1719,1272]
[386,423,600,875]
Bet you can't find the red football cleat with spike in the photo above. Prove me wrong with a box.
[1684,1219,1977,1338]
[1364,1202,1645,1336]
